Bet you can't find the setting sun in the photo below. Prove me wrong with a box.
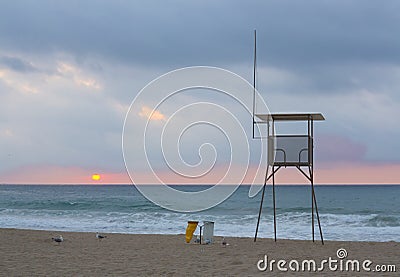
[92,174,101,181]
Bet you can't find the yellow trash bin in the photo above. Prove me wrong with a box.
[185,221,199,243]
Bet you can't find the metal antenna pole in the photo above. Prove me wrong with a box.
[252,30,257,139]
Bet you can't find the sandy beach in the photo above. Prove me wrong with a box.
[0,228,398,276]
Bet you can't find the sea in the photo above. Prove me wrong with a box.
[1,185,399,242]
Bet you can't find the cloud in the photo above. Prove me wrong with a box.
[138,106,166,121]
[56,62,102,89]
[317,134,367,162]
[0,54,126,175]
[1,129,14,137]
[0,1,399,184]
[57,62,77,75]
[0,68,40,94]
[0,55,39,73]
[0,1,399,67]
[75,78,101,89]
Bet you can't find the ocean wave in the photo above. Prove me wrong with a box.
[366,214,400,227]
[1,185,400,242]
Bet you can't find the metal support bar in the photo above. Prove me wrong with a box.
[312,185,324,244]
[295,165,312,182]
[254,166,268,242]
[272,166,277,242]
[311,168,315,242]
[254,166,281,242]
[266,166,281,182]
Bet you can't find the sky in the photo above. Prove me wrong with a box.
[0,0,399,184]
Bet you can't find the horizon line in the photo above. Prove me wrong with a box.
[1,183,399,186]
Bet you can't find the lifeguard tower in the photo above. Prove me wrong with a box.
[253,113,325,244]
[251,31,324,244]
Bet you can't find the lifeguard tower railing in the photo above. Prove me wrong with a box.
[253,113,325,244]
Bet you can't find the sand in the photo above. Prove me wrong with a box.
[0,228,398,276]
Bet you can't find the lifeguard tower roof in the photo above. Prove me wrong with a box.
[256,113,325,122]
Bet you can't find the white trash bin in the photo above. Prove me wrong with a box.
[203,221,214,244]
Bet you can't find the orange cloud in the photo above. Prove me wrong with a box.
[138,106,166,121]
[57,61,102,90]
[75,78,101,89]
[2,129,14,137]
[0,69,39,94]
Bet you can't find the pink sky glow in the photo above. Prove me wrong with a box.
[1,162,399,185]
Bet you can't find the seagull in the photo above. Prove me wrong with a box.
[96,232,107,240]
[221,237,229,247]
[52,235,63,245]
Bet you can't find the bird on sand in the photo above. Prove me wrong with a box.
[52,235,63,245]
[96,232,107,240]
[221,237,229,247]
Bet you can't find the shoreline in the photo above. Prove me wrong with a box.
[1,228,398,276]
[1,227,399,243]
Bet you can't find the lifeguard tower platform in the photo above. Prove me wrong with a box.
[253,113,325,244]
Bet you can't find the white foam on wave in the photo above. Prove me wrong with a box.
[1,208,400,241]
